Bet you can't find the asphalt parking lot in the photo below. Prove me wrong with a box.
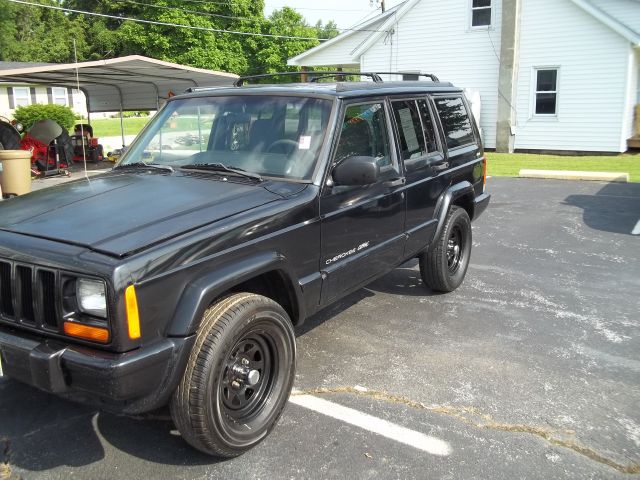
[1,177,639,479]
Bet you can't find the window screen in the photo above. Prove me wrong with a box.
[433,97,475,149]
[391,100,426,160]
[535,69,558,115]
[471,0,491,27]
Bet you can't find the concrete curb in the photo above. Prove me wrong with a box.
[519,169,629,182]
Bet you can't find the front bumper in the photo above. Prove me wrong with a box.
[0,326,194,413]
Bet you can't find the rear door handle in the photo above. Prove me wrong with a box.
[384,177,406,188]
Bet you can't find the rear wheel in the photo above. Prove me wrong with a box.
[170,293,296,457]
[419,206,472,292]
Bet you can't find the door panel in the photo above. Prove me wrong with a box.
[390,98,447,256]
[320,101,405,304]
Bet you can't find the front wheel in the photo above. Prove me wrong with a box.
[419,206,472,292]
[170,293,296,457]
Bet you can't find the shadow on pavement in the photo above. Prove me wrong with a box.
[564,182,640,235]
[0,380,223,472]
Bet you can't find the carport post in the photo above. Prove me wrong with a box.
[120,108,125,147]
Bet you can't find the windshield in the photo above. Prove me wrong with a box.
[119,95,333,181]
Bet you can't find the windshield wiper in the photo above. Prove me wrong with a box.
[180,163,262,181]
[115,162,174,173]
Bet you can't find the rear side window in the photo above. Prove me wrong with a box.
[417,99,439,153]
[391,100,427,160]
[433,97,475,149]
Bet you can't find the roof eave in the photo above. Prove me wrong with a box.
[351,0,421,58]
[287,7,400,66]
[569,0,640,45]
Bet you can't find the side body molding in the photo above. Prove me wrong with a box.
[167,251,305,337]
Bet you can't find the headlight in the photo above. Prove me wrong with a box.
[76,278,107,317]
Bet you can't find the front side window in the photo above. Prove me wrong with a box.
[433,96,476,150]
[534,69,558,115]
[12,87,30,108]
[120,95,332,181]
[334,102,392,169]
[51,87,68,106]
[471,0,492,27]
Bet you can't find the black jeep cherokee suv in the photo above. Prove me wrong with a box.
[0,72,489,457]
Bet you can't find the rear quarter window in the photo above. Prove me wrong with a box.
[433,96,475,150]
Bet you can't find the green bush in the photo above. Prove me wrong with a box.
[13,104,77,132]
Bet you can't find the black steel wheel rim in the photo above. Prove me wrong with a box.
[220,332,274,420]
[447,226,463,273]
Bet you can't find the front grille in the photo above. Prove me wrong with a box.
[0,259,60,331]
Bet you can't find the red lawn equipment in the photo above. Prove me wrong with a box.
[72,124,104,163]
[20,119,72,177]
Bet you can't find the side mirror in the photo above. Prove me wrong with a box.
[332,156,379,186]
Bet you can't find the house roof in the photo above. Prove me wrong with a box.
[287,3,405,66]
[0,61,54,70]
[0,55,238,112]
[570,0,640,45]
[288,0,639,68]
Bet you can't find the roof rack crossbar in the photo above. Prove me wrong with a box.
[373,72,440,82]
[234,71,384,86]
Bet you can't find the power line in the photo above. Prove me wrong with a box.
[7,0,329,41]
[115,0,385,33]
[115,0,260,22]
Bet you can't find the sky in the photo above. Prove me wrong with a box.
[263,0,405,31]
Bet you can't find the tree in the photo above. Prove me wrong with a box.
[249,7,320,76]
[0,0,89,63]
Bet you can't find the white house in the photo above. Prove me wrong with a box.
[0,62,88,120]
[289,0,640,153]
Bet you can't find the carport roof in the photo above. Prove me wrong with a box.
[0,55,238,112]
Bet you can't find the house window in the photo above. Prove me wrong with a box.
[471,0,492,27]
[51,87,68,106]
[534,69,558,115]
[13,87,30,107]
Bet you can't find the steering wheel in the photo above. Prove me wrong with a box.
[266,139,298,155]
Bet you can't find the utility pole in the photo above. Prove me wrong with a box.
[371,0,385,12]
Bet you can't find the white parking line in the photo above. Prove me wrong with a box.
[632,219,640,235]
[289,392,452,456]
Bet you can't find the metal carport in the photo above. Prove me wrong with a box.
[0,55,238,146]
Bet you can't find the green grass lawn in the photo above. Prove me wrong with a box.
[89,117,151,138]
[486,152,640,182]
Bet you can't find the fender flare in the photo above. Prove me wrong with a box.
[167,251,305,337]
[430,181,474,247]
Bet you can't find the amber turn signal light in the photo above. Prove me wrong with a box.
[125,285,141,340]
[64,321,110,343]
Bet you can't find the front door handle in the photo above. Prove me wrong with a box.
[384,177,406,188]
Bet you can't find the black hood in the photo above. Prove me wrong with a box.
[0,171,290,257]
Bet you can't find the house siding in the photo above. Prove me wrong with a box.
[361,0,503,148]
[0,85,87,119]
[514,0,632,152]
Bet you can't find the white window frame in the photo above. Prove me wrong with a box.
[469,0,493,30]
[13,86,30,108]
[530,67,560,119]
[51,87,68,106]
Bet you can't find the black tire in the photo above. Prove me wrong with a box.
[419,206,472,292]
[0,122,21,150]
[170,293,296,457]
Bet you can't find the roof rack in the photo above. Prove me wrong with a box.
[233,71,440,86]
[373,72,440,82]
[234,71,384,86]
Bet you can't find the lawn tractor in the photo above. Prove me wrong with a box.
[71,123,105,163]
